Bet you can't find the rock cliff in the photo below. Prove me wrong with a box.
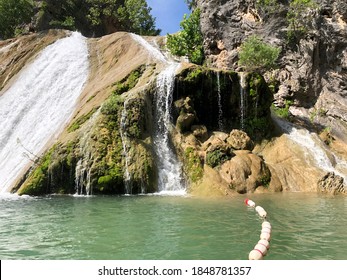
[197,0,347,193]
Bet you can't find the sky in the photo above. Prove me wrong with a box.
[146,0,191,35]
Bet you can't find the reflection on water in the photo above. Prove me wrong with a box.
[0,193,346,260]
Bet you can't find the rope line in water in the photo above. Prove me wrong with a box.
[244,199,272,260]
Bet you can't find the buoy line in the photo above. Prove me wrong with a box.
[244,199,272,260]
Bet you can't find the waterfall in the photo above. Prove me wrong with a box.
[0,32,89,194]
[239,73,247,130]
[130,33,167,63]
[153,62,186,194]
[130,34,186,195]
[119,100,133,194]
[273,117,347,184]
[216,72,224,131]
[74,108,101,196]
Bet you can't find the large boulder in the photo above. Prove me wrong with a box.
[219,150,271,194]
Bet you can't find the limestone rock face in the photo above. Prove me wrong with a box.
[227,129,254,150]
[317,172,345,194]
[197,0,347,141]
[219,150,271,194]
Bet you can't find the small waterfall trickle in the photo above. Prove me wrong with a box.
[239,73,248,131]
[119,100,133,194]
[153,63,186,194]
[216,72,224,131]
[74,108,101,196]
[0,32,89,194]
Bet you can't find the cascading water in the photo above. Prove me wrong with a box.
[273,116,347,184]
[0,32,89,194]
[130,34,186,195]
[130,33,167,63]
[153,62,186,194]
[119,100,133,194]
[74,108,101,196]
[216,72,224,131]
[239,73,247,130]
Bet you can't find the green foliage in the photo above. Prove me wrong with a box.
[3,0,160,38]
[184,147,203,183]
[255,0,279,17]
[245,117,270,139]
[112,65,145,95]
[258,172,271,188]
[18,145,56,195]
[206,149,231,168]
[0,0,34,39]
[272,100,293,119]
[67,107,98,133]
[167,8,204,65]
[86,0,160,36]
[184,67,204,83]
[287,0,318,43]
[101,94,124,116]
[238,35,281,73]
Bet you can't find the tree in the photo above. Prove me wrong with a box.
[117,0,160,35]
[238,35,281,73]
[0,0,34,39]
[166,8,204,65]
[86,0,160,36]
[287,0,318,43]
[33,0,160,37]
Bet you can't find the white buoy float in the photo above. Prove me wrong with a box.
[245,199,272,260]
[255,206,267,218]
[257,239,270,251]
[248,249,263,260]
[260,231,271,241]
[262,221,272,230]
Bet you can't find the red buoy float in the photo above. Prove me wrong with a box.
[244,199,255,207]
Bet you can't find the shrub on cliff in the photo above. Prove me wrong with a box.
[238,35,281,73]
[287,0,319,43]
[167,8,204,65]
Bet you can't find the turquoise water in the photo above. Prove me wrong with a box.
[0,193,346,260]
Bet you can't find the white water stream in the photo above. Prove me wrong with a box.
[154,62,185,194]
[239,73,247,130]
[131,34,185,194]
[75,109,101,196]
[274,116,347,184]
[0,32,89,193]
[216,72,224,131]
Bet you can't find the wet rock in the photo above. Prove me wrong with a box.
[191,125,209,142]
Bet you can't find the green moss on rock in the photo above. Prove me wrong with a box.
[184,147,203,183]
